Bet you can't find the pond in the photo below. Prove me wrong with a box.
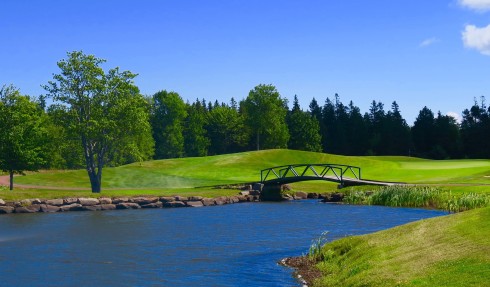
[0,201,447,286]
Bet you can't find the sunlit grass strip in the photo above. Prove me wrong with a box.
[343,185,490,212]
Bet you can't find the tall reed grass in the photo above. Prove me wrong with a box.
[343,185,490,212]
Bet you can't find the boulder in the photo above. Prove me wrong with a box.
[230,196,240,203]
[188,196,203,201]
[249,190,261,196]
[236,195,248,202]
[186,201,204,207]
[322,192,344,202]
[159,196,175,203]
[252,183,264,192]
[0,206,14,214]
[20,199,32,206]
[141,202,163,208]
[202,198,216,206]
[60,203,82,211]
[99,197,112,204]
[294,191,308,199]
[131,197,159,205]
[40,205,61,213]
[307,193,319,199]
[100,204,116,210]
[239,191,250,196]
[112,197,129,204]
[31,198,42,204]
[46,199,64,206]
[15,204,41,213]
[80,205,102,211]
[214,197,226,205]
[63,198,78,205]
[116,203,141,209]
[78,198,100,206]
[0,199,5,206]
[174,196,188,201]
[163,201,186,208]
[241,184,252,191]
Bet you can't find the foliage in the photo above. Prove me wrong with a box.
[308,231,330,261]
[184,99,210,157]
[241,84,289,150]
[206,104,249,155]
[343,185,490,212]
[461,96,490,158]
[150,90,187,159]
[0,84,48,190]
[287,95,322,152]
[43,51,154,193]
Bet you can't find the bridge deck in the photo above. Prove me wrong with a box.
[260,164,402,188]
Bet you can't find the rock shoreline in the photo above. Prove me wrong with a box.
[0,194,262,215]
[0,191,345,215]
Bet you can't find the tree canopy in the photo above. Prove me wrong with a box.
[0,85,47,190]
[241,84,289,150]
[44,51,154,193]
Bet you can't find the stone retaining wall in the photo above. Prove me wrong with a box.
[0,194,261,215]
[0,191,343,215]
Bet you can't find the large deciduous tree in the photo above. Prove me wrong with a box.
[44,51,154,193]
[0,85,48,190]
[241,84,289,150]
[150,90,187,159]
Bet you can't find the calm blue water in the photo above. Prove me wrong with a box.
[0,201,446,287]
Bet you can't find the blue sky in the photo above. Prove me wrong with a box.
[2,0,490,124]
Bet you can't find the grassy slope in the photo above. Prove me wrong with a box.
[13,149,490,188]
[312,206,490,287]
[2,149,490,200]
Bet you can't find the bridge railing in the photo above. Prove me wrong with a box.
[260,164,361,184]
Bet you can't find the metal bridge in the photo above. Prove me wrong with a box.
[260,164,398,188]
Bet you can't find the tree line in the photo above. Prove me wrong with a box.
[1,51,489,192]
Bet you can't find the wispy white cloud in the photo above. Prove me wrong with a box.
[419,38,439,47]
[447,112,463,123]
[462,24,490,55]
[459,0,490,11]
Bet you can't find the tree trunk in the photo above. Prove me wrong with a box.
[9,170,13,191]
[256,131,260,151]
[87,168,101,193]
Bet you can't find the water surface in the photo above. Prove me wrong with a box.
[0,201,446,286]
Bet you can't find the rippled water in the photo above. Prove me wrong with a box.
[0,201,446,286]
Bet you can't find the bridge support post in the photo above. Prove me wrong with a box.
[261,183,289,201]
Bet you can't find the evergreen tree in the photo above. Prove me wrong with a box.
[381,101,411,155]
[433,112,461,159]
[461,97,490,158]
[207,104,249,155]
[412,106,436,158]
[184,100,210,157]
[287,96,322,152]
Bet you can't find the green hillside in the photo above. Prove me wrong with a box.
[14,149,490,189]
[310,206,490,287]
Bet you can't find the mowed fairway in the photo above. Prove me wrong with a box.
[11,149,490,190]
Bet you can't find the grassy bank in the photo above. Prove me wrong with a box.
[2,149,490,201]
[307,206,490,287]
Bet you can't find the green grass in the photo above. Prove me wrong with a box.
[343,185,490,212]
[311,206,490,287]
[2,149,490,200]
[13,149,490,187]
